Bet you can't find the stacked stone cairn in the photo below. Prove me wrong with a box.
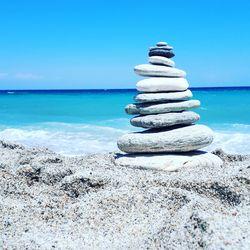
[116,42,222,171]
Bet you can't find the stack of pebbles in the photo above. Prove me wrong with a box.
[116,42,222,171]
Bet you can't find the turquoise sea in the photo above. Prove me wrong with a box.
[0,87,249,155]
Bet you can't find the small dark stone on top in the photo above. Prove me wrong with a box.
[149,49,175,59]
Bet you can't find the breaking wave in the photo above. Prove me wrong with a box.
[0,122,249,155]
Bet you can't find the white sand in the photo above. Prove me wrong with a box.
[0,140,250,249]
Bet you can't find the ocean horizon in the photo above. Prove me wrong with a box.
[0,86,249,155]
[1,85,250,91]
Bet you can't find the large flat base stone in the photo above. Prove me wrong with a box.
[115,151,223,172]
[117,124,213,153]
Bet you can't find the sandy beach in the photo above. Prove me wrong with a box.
[1,0,250,248]
[1,140,249,249]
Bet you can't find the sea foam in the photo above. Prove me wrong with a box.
[0,122,249,155]
[0,122,129,156]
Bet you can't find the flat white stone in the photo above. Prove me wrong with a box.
[117,124,214,153]
[136,78,189,92]
[150,46,173,51]
[149,56,175,67]
[115,151,223,172]
[130,111,200,128]
[135,90,192,103]
[134,64,186,77]
[156,41,168,46]
[125,100,200,115]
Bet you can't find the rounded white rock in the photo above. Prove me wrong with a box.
[150,46,173,51]
[130,111,200,128]
[134,64,186,77]
[125,100,200,115]
[156,41,168,46]
[149,56,175,67]
[136,78,189,92]
[115,150,223,172]
[117,124,214,153]
[115,151,223,172]
[135,90,192,103]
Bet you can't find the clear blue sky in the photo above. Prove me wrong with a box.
[0,0,250,89]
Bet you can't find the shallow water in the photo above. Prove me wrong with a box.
[0,87,249,155]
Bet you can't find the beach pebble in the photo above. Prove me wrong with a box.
[115,151,223,172]
[166,45,173,50]
[156,41,168,46]
[130,111,200,128]
[135,90,192,103]
[136,78,189,92]
[125,100,200,115]
[150,46,173,51]
[149,56,175,67]
[134,64,186,77]
[149,49,175,58]
[117,124,214,153]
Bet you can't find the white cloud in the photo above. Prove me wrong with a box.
[14,73,43,80]
[0,72,44,81]
[0,72,8,79]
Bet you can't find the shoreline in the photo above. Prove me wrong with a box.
[1,85,250,92]
[1,140,250,249]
